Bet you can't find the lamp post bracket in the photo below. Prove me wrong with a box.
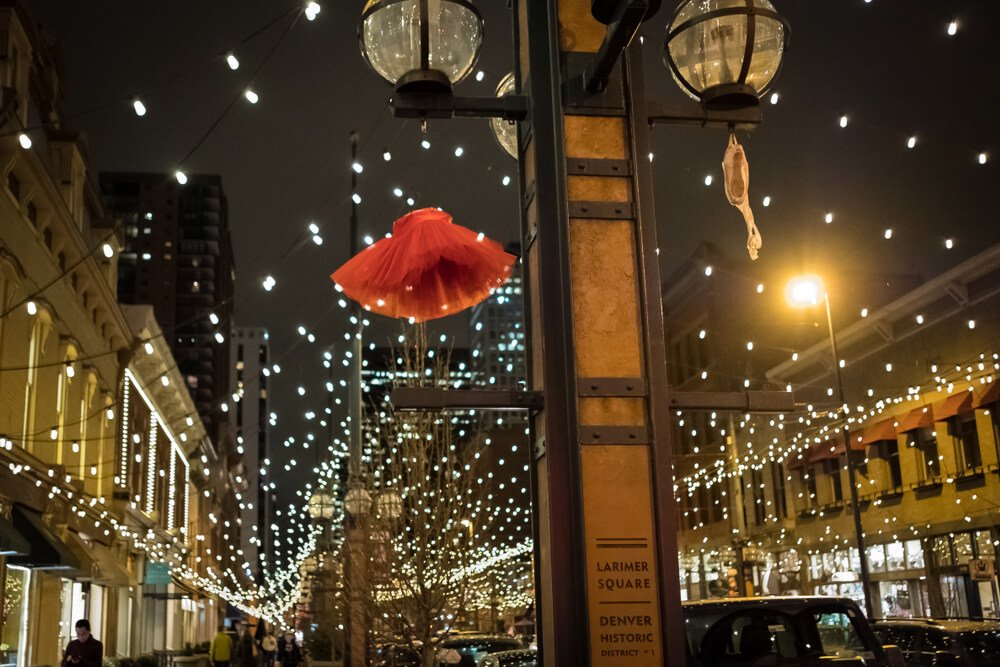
[647,99,762,130]
[390,387,543,411]
[389,92,529,121]
[668,389,795,413]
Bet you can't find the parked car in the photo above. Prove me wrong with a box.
[374,643,420,667]
[683,596,904,666]
[477,649,537,667]
[433,635,523,667]
[873,618,1000,666]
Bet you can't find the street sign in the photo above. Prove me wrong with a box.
[145,560,172,585]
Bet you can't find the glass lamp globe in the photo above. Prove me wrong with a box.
[375,490,404,520]
[664,0,789,109]
[360,0,484,94]
[490,72,518,159]
[344,487,373,517]
[307,492,334,520]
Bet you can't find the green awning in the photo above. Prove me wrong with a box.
[6,505,81,571]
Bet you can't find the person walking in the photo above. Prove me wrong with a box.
[210,625,233,667]
[261,632,277,667]
[61,619,102,667]
[237,621,259,667]
[278,632,300,667]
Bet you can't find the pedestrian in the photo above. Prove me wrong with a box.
[261,631,277,667]
[210,624,233,667]
[237,621,259,667]
[61,619,103,667]
[278,632,300,667]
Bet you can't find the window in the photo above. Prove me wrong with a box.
[882,440,902,488]
[951,414,981,471]
[812,611,869,659]
[772,463,788,520]
[26,201,37,226]
[693,611,800,664]
[6,170,19,200]
[803,470,818,508]
[910,427,940,480]
[830,463,844,502]
[751,468,766,525]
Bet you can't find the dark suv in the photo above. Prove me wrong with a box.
[683,596,903,666]
[873,619,1000,666]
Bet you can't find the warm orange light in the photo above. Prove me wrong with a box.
[786,275,825,308]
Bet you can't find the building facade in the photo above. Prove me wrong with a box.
[229,326,271,580]
[100,172,236,455]
[0,4,234,665]
[666,242,1000,620]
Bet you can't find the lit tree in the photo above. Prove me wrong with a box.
[345,327,492,666]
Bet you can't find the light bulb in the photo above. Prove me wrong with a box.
[133,99,147,117]
[175,170,188,185]
[102,243,115,258]
[17,133,31,149]
[244,89,259,104]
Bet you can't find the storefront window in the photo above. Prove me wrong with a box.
[2,568,30,667]
[954,533,974,565]
[905,540,924,569]
[879,580,918,618]
[867,545,887,573]
[974,530,995,561]
[933,536,953,566]
[886,542,906,571]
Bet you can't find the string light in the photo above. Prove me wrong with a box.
[244,89,259,104]
[175,170,188,185]
[17,133,31,149]
[304,2,321,21]
[132,99,147,117]
[226,53,240,70]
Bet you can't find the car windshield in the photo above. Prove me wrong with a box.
[685,604,878,666]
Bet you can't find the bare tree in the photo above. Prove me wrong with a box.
[345,327,490,667]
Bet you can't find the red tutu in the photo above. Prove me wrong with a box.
[330,208,516,322]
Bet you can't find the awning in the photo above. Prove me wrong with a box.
[64,531,98,580]
[860,418,898,445]
[973,380,999,409]
[0,512,31,556]
[897,406,934,432]
[933,392,974,421]
[6,505,81,571]
[69,533,131,586]
[809,440,842,464]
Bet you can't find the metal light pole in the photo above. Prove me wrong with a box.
[358,1,789,663]
[344,130,367,667]
[787,275,875,619]
[824,292,876,619]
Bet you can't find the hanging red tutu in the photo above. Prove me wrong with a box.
[330,208,516,322]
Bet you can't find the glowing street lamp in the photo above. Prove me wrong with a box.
[786,274,875,619]
[664,0,789,110]
[359,0,484,94]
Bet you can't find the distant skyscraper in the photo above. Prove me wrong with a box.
[469,244,526,428]
[229,326,271,579]
[101,173,235,451]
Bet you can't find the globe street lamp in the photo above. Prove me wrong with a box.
[359,1,790,663]
[786,275,875,619]
[664,0,789,110]
[360,0,484,94]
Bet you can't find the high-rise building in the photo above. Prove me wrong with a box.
[100,173,236,452]
[469,244,526,429]
[229,326,272,578]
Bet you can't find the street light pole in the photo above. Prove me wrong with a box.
[344,130,366,667]
[823,291,876,619]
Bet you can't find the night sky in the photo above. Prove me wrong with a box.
[29,1,1000,504]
